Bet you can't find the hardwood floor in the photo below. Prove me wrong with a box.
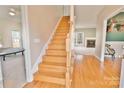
[71,55,122,88]
[24,55,122,88]
[24,81,64,88]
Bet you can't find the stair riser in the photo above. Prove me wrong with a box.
[34,76,65,85]
[56,31,69,33]
[58,24,70,28]
[42,62,66,67]
[57,26,69,29]
[53,36,66,40]
[39,67,66,73]
[46,50,66,56]
[42,56,66,63]
[39,64,66,69]
[48,45,65,50]
[54,35,67,38]
[46,53,66,56]
[52,38,66,42]
[37,71,65,78]
[51,41,65,44]
[54,33,67,36]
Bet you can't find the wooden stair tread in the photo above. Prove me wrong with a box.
[42,61,66,66]
[35,71,65,79]
[24,81,65,88]
[55,33,67,36]
[53,35,67,39]
[42,55,66,63]
[51,39,65,43]
[56,30,69,33]
[34,73,65,85]
[51,40,66,44]
[46,50,66,56]
[49,44,65,46]
[39,65,66,73]
[48,44,66,50]
[39,64,66,69]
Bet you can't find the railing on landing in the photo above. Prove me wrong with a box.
[65,17,75,88]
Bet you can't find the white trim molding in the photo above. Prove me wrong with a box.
[32,16,63,74]
[101,6,124,62]
[21,6,33,82]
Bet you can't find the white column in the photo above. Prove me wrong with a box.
[70,5,75,50]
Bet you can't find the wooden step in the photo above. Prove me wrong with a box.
[56,31,69,34]
[53,35,67,39]
[37,70,65,78]
[34,74,65,85]
[59,24,69,26]
[46,50,66,56]
[52,38,65,42]
[24,81,65,88]
[54,35,67,39]
[39,65,66,73]
[56,28,69,31]
[62,16,70,18]
[39,64,66,70]
[42,61,66,66]
[59,23,70,27]
[56,29,69,33]
[51,39,65,44]
[48,44,65,50]
[42,56,66,63]
[54,32,67,36]
[39,64,66,73]
[57,26,69,29]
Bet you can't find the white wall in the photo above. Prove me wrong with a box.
[27,5,63,68]
[64,5,70,16]
[75,6,104,28]
[95,5,123,61]
[0,19,21,48]
[74,28,96,55]
[75,28,96,46]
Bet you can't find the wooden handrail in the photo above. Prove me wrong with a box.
[65,19,74,88]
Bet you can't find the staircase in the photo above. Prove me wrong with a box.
[34,16,70,87]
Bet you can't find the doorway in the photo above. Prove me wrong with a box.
[0,5,27,88]
[102,7,124,88]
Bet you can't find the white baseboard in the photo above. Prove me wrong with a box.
[94,55,103,62]
[32,16,63,74]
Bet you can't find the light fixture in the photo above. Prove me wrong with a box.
[9,8,16,16]
[10,8,15,12]
[9,11,15,16]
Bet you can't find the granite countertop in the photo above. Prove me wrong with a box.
[0,48,25,56]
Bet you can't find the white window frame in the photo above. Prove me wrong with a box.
[75,31,84,47]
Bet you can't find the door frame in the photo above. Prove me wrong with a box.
[21,6,33,82]
[101,6,124,87]
[101,6,124,62]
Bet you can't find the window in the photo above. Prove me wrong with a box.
[74,32,84,46]
[11,31,21,48]
[0,33,3,48]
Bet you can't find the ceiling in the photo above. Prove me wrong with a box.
[75,5,104,28]
[0,5,21,21]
